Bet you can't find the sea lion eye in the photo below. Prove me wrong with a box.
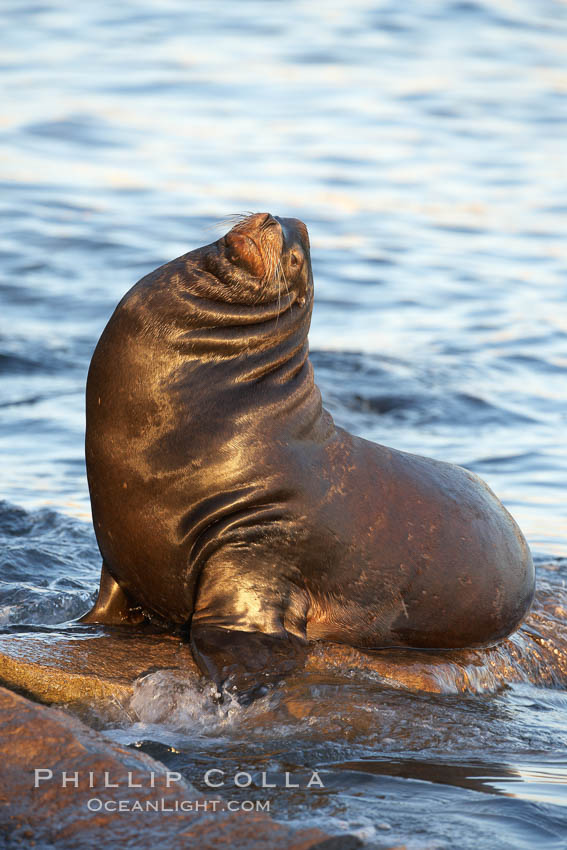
[290,252,301,268]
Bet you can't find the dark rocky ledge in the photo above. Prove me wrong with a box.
[0,686,362,850]
[0,585,565,847]
[0,584,566,720]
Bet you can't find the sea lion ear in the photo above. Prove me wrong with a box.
[225,231,265,279]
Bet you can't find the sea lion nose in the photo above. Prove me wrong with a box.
[274,215,291,244]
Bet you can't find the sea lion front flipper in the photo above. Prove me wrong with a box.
[190,624,308,705]
[78,561,145,625]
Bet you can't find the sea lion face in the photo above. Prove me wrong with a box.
[215,212,312,307]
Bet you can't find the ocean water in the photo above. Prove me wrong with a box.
[1,1,567,846]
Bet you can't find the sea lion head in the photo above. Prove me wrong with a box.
[205,213,313,309]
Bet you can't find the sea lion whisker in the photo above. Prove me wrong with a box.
[279,261,290,305]
[212,212,256,232]
[273,259,291,322]
[275,272,281,326]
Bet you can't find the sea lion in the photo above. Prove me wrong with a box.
[81,212,535,702]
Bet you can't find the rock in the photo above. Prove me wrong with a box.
[0,685,348,849]
[0,582,566,720]
[0,627,198,721]
[1,585,564,848]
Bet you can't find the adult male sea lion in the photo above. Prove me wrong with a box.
[81,213,535,702]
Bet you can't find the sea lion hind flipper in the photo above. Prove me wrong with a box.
[78,561,145,626]
[190,623,308,706]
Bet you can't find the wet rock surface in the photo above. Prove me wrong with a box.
[0,627,196,720]
[0,686,355,850]
[0,585,565,723]
[0,583,565,848]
